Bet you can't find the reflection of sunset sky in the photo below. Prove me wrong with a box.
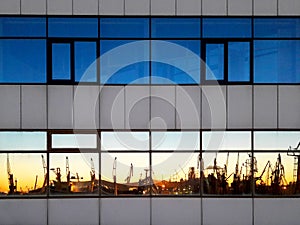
[0,131,299,193]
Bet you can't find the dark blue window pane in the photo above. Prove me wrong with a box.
[254,18,300,38]
[151,40,200,84]
[48,18,98,38]
[228,42,250,82]
[254,40,300,83]
[151,18,201,38]
[0,17,46,37]
[75,42,97,82]
[100,18,149,38]
[52,44,71,80]
[203,18,252,38]
[100,40,150,84]
[206,44,224,80]
[0,40,46,83]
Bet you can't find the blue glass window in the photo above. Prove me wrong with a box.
[254,40,300,83]
[151,18,201,38]
[0,40,46,83]
[151,40,200,84]
[205,44,224,80]
[100,40,150,84]
[0,17,46,37]
[254,18,300,38]
[100,18,149,38]
[48,18,98,38]
[228,42,250,82]
[75,42,97,82]
[203,18,252,38]
[52,43,71,80]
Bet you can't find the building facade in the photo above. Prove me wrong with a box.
[0,0,299,225]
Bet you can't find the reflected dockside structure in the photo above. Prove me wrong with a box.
[1,131,300,197]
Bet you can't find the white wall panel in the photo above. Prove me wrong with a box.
[254,0,277,15]
[0,85,20,129]
[228,0,252,15]
[0,200,46,225]
[151,86,176,129]
[47,0,72,15]
[125,0,150,15]
[101,198,150,225]
[254,86,277,129]
[48,86,73,129]
[0,0,20,14]
[203,198,252,225]
[21,85,47,129]
[125,86,150,129]
[49,199,99,225]
[202,86,226,129]
[74,86,100,129]
[21,0,46,14]
[152,198,201,225]
[176,0,201,15]
[202,0,227,15]
[99,0,124,15]
[279,0,300,15]
[73,0,98,15]
[100,86,125,129]
[151,0,176,15]
[228,86,252,129]
[255,199,300,225]
[176,86,201,129]
[279,86,300,128]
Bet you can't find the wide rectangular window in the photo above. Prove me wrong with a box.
[254,40,300,83]
[0,39,46,83]
[0,17,46,37]
[48,18,98,38]
[0,132,47,150]
[52,134,97,149]
[151,40,200,84]
[254,18,300,38]
[100,18,149,38]
[151,18,201,38]
[203,18,252,38]
[100,40,150,84]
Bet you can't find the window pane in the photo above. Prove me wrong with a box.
[254,40,300,83]
[255,153,294,195]
[101,153,149,196]
[206,44,224,80]
[100,40,150,84]
[228,42,250,82]
[50,153,99,195]
[151,40,200,84]
[203,18,251,38]
[151,18,201,38]
[48,18,98,38]
[152,132,199,151]
[203,131,251,151]
[0,132,47,150]
[75,42,97,82]
[52,134,97,149]
[254,132,300,150]
[0,153,47,195]
[100,18,149,38]
[254,18,300,38]
[101,132,149,151]
[52,43,71,80]
[152,153,200,195]
[202,152,251,195]
[0,17,46,37]
[0,39,46,83]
